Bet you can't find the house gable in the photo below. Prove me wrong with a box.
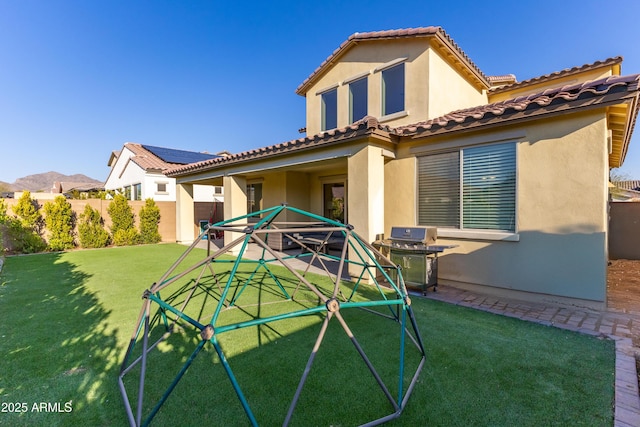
[298,28,489,135]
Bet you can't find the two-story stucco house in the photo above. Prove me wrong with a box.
[166,27,640,307]
[105,143,225,203]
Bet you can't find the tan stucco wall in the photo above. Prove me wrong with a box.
[347,145,386,243]
[260,171,311,222]
[386,111,609,302]
[303,39,486,135]
[175,184,195,244]
[426,47,486,119]
[384,157,416,237]
[223,175,247,253]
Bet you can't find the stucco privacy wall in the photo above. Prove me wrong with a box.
[609,202,640,260]
[386,111,609,302]
[3,198,177,243]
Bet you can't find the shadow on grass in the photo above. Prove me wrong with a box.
[1,246,615,426]
[0,252,126,426]
[120,259,422,426]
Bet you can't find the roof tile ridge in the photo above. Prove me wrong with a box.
[167,117,388,176]
[296,26,487,95]
[394,73,639,135]
[489,56,624,93]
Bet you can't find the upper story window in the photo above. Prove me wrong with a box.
[321,88,337,131]
[133,183,142,201]
[417,142,516,232]
[382,63,405,116]
[349,77,368,124]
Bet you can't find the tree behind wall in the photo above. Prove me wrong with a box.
[44,196,76,251]
[139,199,162,244]
[107,194,140,246]
[1,192,47,254]
[13,191,44,234]
[78,204,110,248]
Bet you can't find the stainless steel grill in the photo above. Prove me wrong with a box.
[375,226,455,294]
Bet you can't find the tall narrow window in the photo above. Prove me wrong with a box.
[321,88,337,131]
[133,183,142,201]
[382,63,404,116]
[323,183,345,223]
[349,77,367,123]
[247,183,263,219]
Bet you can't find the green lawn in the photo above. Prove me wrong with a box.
[0,244,615,426]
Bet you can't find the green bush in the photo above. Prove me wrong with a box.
[112,228,141,246]
[44,196,76,251]
[12,191,44,234]
[1,192,47,254]
[107,194,140,246]
[0,198,8,223]
[0,218,47,254]
[139,199,161,244]
[78,204,110,249]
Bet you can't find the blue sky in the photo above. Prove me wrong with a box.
[1,0,639,183]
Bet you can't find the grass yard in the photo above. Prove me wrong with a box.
[0,244,615,426]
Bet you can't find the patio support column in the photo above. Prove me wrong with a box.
[224,175,247,256]
[347,145,385,277]
[176,183,195,244]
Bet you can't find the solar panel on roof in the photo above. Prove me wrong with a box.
[141,145,219,165]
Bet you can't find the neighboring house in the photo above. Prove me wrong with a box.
[611,180,640,201]
[51,181,105,198]
[105,143,225,202]
[166,27,640,307]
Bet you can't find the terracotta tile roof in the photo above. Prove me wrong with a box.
[168,74,640,177]
[394,74,640,136]
[123,143,218,172]
[489,56,623,94]
[295,27,489,95]
[125,143,172,171]
[167,117,388,176]
[487,74,517,86]
[614,180,640,191]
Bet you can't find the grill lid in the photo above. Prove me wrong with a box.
[389,226,437,244]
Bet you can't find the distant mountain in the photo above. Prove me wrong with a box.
[6,172,103,192]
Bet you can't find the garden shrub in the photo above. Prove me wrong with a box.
[112,228,141,246]
[1,192,47,254]
[44,196,76,251]
[107,194,140,246]
[139,199,161,244]
[12,191,44,234]
[78,204,110,248]
[0,217,47,254]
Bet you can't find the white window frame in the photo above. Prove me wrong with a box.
[155,181,169,194]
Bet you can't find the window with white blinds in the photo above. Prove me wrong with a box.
[418,142,516,232]
[417,151,460,227]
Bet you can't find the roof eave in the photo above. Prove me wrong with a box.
[402,89,639,142]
